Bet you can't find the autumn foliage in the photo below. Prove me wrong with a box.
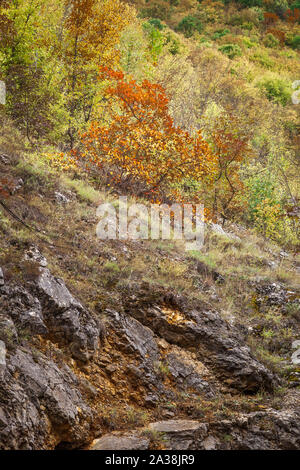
[77,67,217,202]
[0,177,13,198]
[284,8,300,24]
[206,114,254,220]
[263,12,279,25]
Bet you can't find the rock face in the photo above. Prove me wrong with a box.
[36,268,100,362]
[0,249,299,450]
[101,308,216,405]
[123,287,277,393]
[0,249,102,449]
[0,349,93,450]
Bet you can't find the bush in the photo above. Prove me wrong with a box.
[241,21,255,30]
[257,77,291,105]
[218,43,243,59]
[249,51,275,69]
[263,33,280,48]
[230,7,263,26]
[242,37,256,48]
[142,22,165,61]
[148,18,164,30]
[288,35,300,50]
[268,0,289,17]
[140,3,170,20]
[212,28,230,40]
[164,32,181,55]
[290,0,300,9]
[249,6,264,22]
[238,0,262,7]
[176,15,203,38]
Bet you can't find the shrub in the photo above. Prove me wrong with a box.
[218,43,242,59]
[291,0,300,8]
[140,3,170,20]
[143,22,165,61]
[148,18,164,30]
[176,15,204,37]
[268,0,289,17]
[257,77,290,105]
[249,6,264,21]
[242,36,256,47]
[164,32,181,55]
[263,33,280,48]
[241,21,255,29]
[212,28,230,40]
[230,7,262,26]
[288,35,300,49]
[249,51,275,69]
[238,0,262,6]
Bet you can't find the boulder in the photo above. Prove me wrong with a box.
[148,419,207,450]
[91,433,149,450]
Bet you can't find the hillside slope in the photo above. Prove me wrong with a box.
[0,148,299,450]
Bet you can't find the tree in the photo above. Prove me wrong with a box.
[75,67,217,202]
[0,0,63,141]
[176,15,203,38]
[61,0,132,147]
[204,112,254,221]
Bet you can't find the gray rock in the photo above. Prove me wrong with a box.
[0,347,94,449]
[54,191,71,204]
[36,268,100,361]
[210,407,300,450]
[91,433,150,450]
[0,341,7,380]
[11,178,24,194]
[202,435,220,450]
[124,288,277,393]
[0,267,4,286]
[210,223,241,241]
[255,282,288,308]
[148,419,208,450]
[1,285,47,337]
[291,348,300,365]
[166,351,215,397]
[25,246,47,268]
[0,315,18,347]
[0,153,10,164]
[266,261,279,270]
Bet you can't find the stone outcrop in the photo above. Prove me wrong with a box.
[123,286,277,393]
[36,268,101,362]
[0,250,299,450]
[91,433,150,450]
[0,250,102,449]
[91,400,300,450]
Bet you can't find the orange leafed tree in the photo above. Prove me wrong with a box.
[284,8,300,24]
[0,177,13,198]
[263,12,279,25]
[78,67,217,201]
